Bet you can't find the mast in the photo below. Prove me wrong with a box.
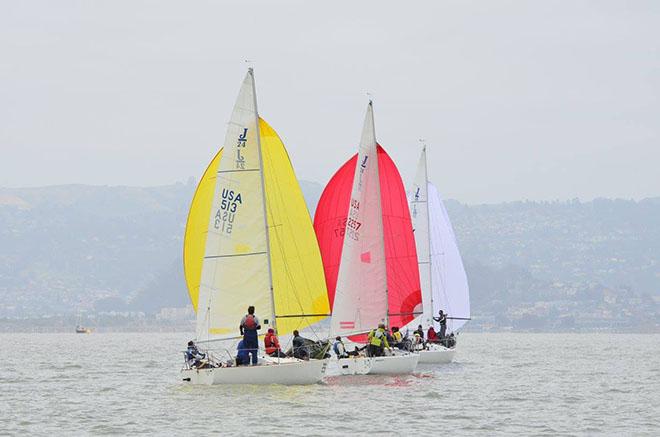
[422,143,435,326]
[249,68,277,332]
[370,101,389,328]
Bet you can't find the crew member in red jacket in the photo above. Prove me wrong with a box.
[264,328,285,358]
[427,326,438,343]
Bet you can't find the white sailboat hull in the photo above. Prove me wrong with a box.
[336,356,373,375]
[418,345,456,364]
[337,353,419,375]
[369,353,419,374]
[181,358,328,386]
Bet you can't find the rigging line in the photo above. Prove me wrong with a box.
[204,251,267,259]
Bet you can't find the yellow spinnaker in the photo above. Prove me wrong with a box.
[183,149,222,313]
[183,119,330,335]
[260,118,330,335]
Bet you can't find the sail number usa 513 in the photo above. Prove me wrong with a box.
[215,188,242,234]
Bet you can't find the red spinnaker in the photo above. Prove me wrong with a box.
[313,145,422,336]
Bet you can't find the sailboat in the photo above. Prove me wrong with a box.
[408,145,470,364]
[181,69,331,385]
[314,102,421,375]
[75,309,92,334]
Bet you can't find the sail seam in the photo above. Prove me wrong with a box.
[216,168,260,174]
[275,313,332,319]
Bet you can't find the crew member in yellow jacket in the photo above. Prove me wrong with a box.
[367,323,390,357]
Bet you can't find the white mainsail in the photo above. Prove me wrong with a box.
[410,147,433,327]
[196,70,274,340]
[410,147,470,334]
[330,102,388,337]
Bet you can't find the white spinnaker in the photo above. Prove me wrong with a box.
[330,102,387,337]
[196,70,273,341]
[428,182,470,333]
[409,147,434,328]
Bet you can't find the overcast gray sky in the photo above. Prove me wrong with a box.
[1,0,658,203]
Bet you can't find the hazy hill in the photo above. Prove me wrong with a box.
[1,184,658,331]
[0,181,324,317]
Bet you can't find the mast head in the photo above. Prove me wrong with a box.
[245,59,255,77]
[366,92,373,107]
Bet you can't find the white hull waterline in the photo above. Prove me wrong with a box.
[370,353,419,374]
[337,353,419,375]
[182,358,328,386]
[418,345,456,364]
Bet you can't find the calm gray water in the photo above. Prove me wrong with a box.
[1,333,658,435]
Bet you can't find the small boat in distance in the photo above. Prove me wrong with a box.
[75,310,92,334]
[407,145,471,364]
[314,102,421,375]
[75,326,92,334]
[181,69,331,385]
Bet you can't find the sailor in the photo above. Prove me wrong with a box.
[391,327,404,348]
[433,310,448,338]
[384,326,394,344]
[235,339,250,366]
[186,340,206,368]
[264,328,285,358]
[427,326,438,343]
[367,323,390,357]
[333,336,349,359]
[239,305,261,365]
[446,332,456,348]
[413,324,425,341]
[292,330,310,360]
[412,332,423,351]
